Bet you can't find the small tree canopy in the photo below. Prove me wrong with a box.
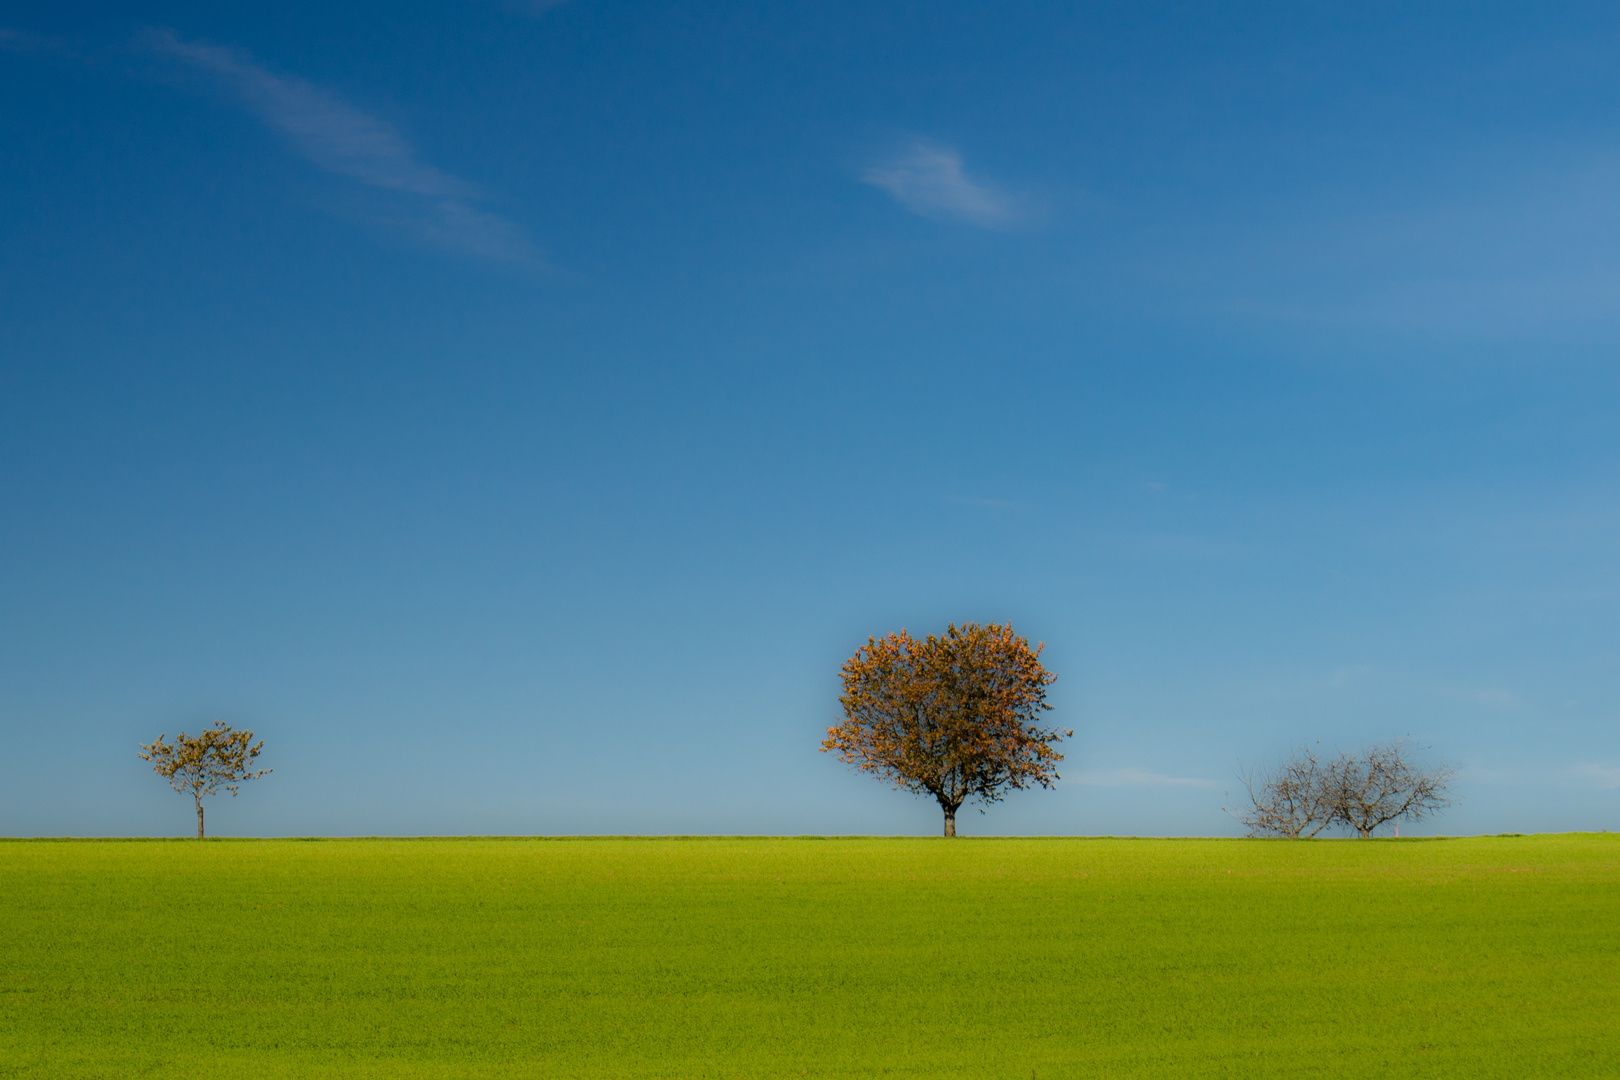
[139,721,270,839]
[1230,745,1337,839]
[1229,740,1454,838]
[1325,742,1455,838]
[822,623,1070,836]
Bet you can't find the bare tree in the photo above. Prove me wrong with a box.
[1325,741,1455,838]
[1227,744,1336,837]
[1230,739,1454,838]
[139,721,271,838]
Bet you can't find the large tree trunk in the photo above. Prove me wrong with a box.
[196,798,205,840]
[943,806,956,837]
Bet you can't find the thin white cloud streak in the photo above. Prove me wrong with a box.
[1070,768,1219,789]
[862,141,1016,227]
[503,0,575,13]
[142,30,536,264]
[418,201,535,263]
[1191,157,1620,338]
[944,494,1023,509]
[0,27,61,53]
[1571,762,1620,789]
[147,31,460,195]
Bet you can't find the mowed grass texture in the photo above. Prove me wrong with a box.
[1,836,1615,1078]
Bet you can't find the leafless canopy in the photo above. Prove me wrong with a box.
[1230,744,1338,838]
[1229,740,1454,838]
[139,721,270,839]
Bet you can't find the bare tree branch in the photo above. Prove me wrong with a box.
[1229,739,1455,839]
[1226,744,1336,837]
[1326,741,1455,838]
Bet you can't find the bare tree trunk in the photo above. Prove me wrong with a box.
[943,807,956,837]
[196,798,205,840]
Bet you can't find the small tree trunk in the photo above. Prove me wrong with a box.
[196,798,205,840]
[943,807,956,837]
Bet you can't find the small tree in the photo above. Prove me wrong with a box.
[1230,739,1454,838]
[1325,741,1455,838]
[139,721,270,838]
[1228,744,1336,838]
[822,623,1070,837]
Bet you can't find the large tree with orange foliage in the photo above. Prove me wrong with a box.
[822,623,1069,836]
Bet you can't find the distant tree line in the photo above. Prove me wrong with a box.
[1229,740,1455,838]
[822,620,1460,839]
[133,627,1460,842]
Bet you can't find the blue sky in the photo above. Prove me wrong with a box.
[3,1,1618,837]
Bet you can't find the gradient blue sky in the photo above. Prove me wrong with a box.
[3,1,1619,837]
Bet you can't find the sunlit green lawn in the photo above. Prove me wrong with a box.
[0,834,1614,1078]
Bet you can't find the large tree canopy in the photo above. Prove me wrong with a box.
[822,622,1069,836]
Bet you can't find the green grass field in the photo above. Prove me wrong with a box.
[1,835,1615,1078]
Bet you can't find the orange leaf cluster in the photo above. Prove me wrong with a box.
[822,623,1069,834]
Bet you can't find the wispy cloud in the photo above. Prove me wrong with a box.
[502,0,576,13]
[1456,765,1518,785]
[1070,768,1219,789]
[0,27,63,53]
[944,494,1023,510]
[1571,762,1620,789]
[1470,688,1523,711]
[862,141,1017,227]
[142,30,537,264]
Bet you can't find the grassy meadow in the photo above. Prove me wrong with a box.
[0,834,1615,1078]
